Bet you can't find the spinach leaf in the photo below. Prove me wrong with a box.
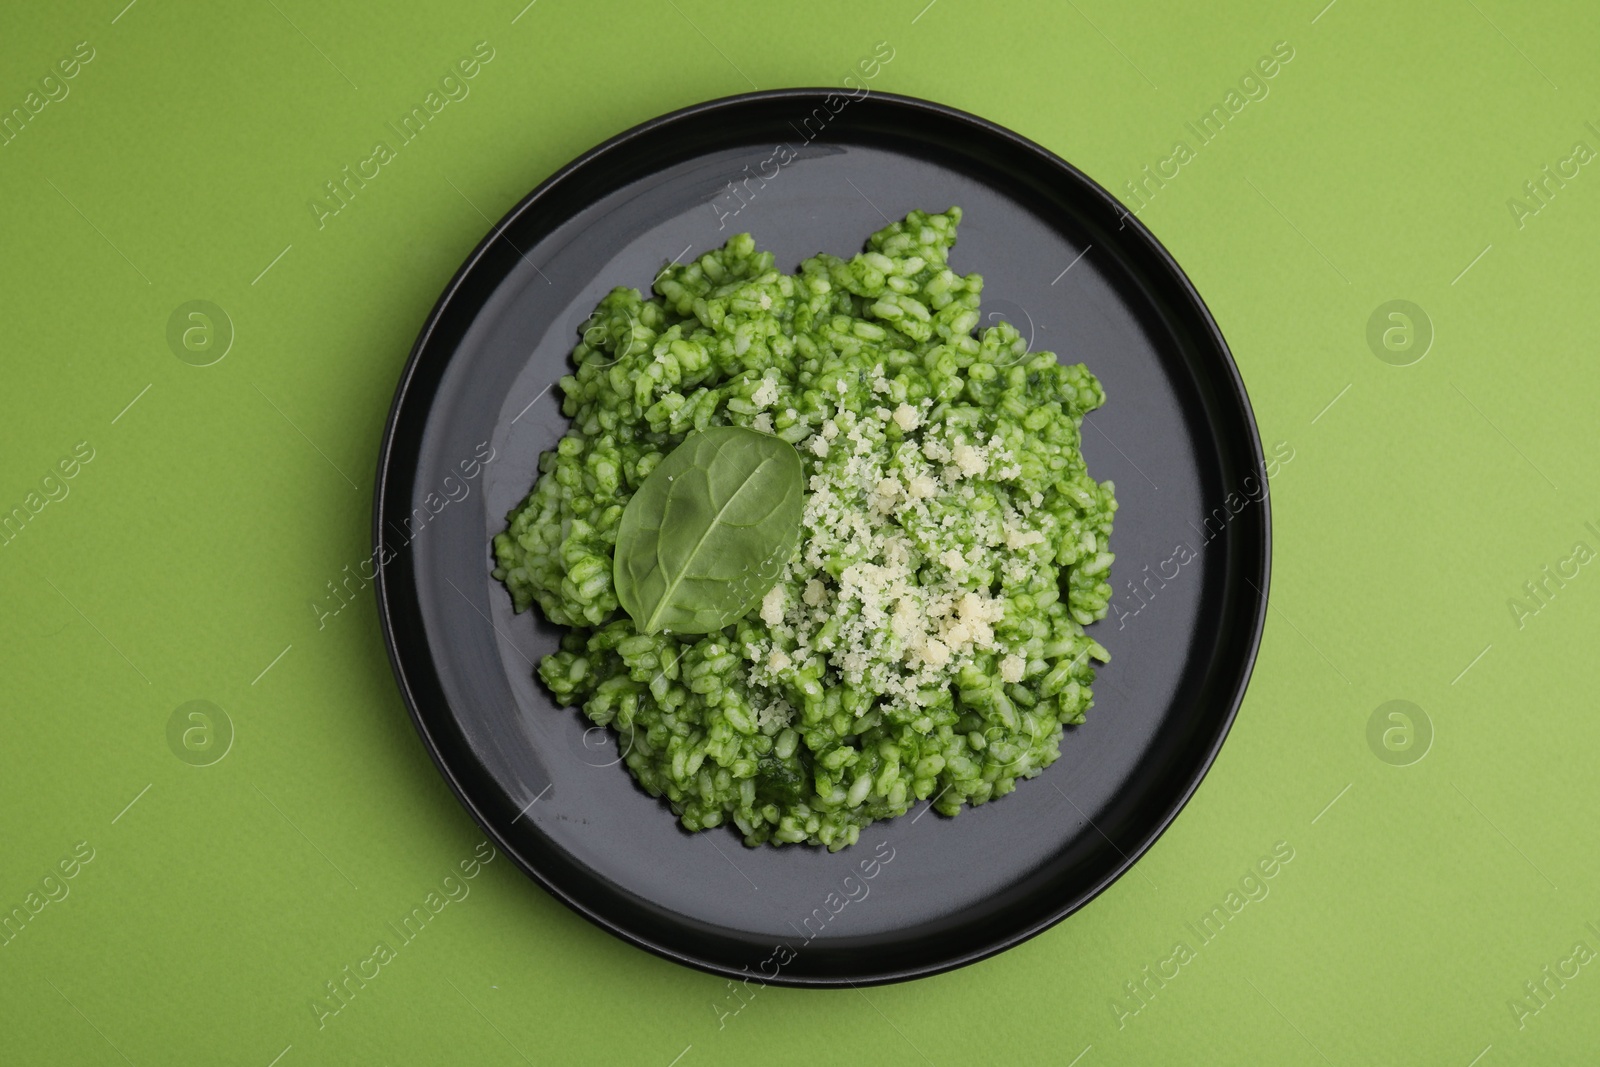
[613,425,805,634]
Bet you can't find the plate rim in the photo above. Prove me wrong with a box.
[372,86,1271,987]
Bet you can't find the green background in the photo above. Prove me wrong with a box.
[1,0,1594,1063]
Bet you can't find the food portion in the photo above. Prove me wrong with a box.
[492,207,1117,851]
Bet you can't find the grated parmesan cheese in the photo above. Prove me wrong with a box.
[760,585,787,626]
[1005,526,1046,550]
[750,377,779,409]
[755,699,795,731]
[739,393,1050,717]
[951,443,988,478]
[918,636,951,669]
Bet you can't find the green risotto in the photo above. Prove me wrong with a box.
[492,208,1116,851]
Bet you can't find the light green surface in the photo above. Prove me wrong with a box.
[1,1,1594,1063]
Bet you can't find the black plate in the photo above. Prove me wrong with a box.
[374,89,1269,986]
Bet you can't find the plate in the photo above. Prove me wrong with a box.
[373,89,1270,986]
